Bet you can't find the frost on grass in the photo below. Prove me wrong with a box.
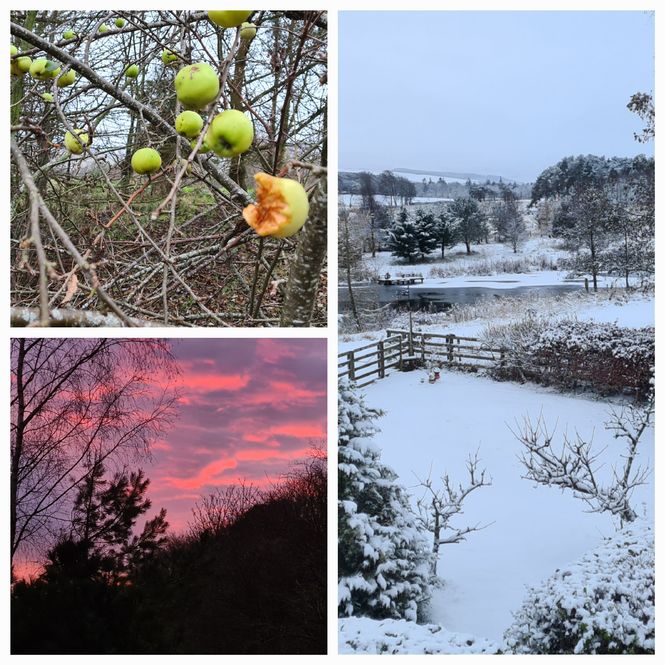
[504,520,654,654]
[339,616,499,654]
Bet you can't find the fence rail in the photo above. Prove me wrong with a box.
[338,330,503,388]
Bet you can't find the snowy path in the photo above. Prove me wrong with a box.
[360,371,654,642]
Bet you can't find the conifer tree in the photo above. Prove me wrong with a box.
[338,380,432,621]
[387,210,420,263]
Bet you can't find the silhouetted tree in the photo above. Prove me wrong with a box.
[10,339,178,573]
[11,465,168,654]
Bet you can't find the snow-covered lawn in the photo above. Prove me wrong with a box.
[358,371,655,642]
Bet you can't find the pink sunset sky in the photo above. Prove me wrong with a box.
[146,338,327,533]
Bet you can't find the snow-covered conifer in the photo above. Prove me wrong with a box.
[338,379,432,621]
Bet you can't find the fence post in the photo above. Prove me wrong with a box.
[398,335,404,369]
[420,333,426,362]
[378,341,385,379]
[447,335,454,363]
[347,351,355,382]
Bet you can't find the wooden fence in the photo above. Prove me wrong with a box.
[338,330,504,388]
[338,335,404,388]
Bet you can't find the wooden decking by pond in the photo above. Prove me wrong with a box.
[376,273,425,286]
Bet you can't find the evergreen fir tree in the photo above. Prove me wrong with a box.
[338,379,432,622]
[414,209,438,257]
[387,210,420,263]
[50,461,169,581]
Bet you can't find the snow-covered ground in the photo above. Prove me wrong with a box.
[357,371,655,643]
[359,237,567,277]
[339,292,655,351]
[339,194,451,207]
[339,616,499,654]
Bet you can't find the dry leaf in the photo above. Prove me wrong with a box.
[61,273,79,305]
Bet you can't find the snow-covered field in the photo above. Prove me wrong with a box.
[357,370,655,643]
[339,194,451,207]
[362,236,557,270]
[339,292,655,351]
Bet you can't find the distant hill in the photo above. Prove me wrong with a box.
[343,167,522,185]
[339,169,532,201]
[392,167,517,184]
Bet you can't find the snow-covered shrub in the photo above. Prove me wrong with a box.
[488,319,654,398]
[504,521,654,654]
[338,379,432,621]
[339,617,499,654]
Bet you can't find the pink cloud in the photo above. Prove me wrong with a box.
[269,380,326,400]
[153,439,173,451]
[163,457,238,490]
[237,447,310,463]
[185,373,250,392]
[268,422,326,439]
[256,339,297,364]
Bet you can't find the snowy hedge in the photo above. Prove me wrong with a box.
[504,521,654,654]
[489,319,654,398]
[339,617,499,655]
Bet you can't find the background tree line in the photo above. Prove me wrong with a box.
[530,153,654,290]
[11,451,327,654]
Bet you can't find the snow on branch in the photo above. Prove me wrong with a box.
[414,450,493,575]
[512,399,653,526]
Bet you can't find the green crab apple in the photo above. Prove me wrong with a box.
[29,58,61,81]
[205,109,253,157]
[174,63,219,110]
[208,11,253,28]
[161,49,179,65]
[41,92,54,103]
[114,18,126,28]
[98,24,110,34]
[10,51,32,77]
[175,110,204,138]
[131,147,162,174]
[16,56,32,73]
[63,30,77,39]
[240,22,256,40]
[124,63,139,78]
[57,68,76,87]
[243,173,309,238]
[191,138,211,154]
[10,45,17,57]
[64,129,90,155]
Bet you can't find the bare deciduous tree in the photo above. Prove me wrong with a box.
[10,338,179,569]
[414,451,493,575]
[512,399,653,526]
[189,481,262,537]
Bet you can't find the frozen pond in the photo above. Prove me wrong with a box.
[338,280,586,312]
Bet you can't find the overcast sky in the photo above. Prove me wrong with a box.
[339,11,654,182]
